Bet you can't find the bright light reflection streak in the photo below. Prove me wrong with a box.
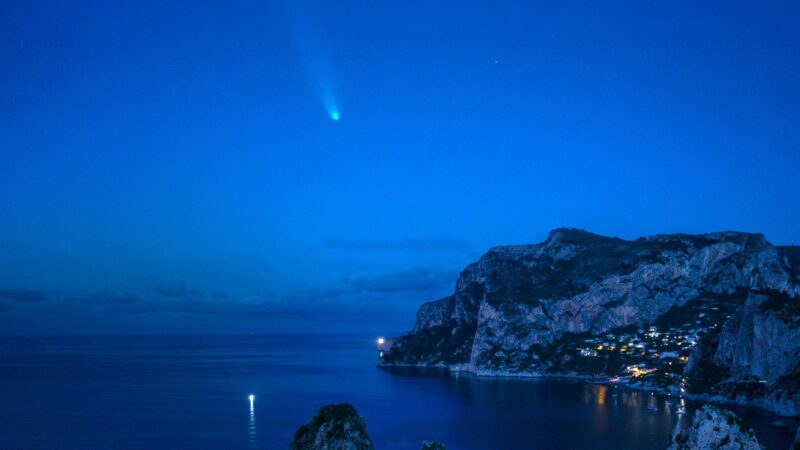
[248,394,256,447]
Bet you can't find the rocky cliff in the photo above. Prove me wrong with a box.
[420,442,447,450]
[667,405,763,450]
[685,291,800,415]
[379,229,800,414]
[289,404,446,450]
[289,403,373,450]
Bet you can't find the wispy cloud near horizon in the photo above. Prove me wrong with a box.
[0,289,47,303]
[324,236,471,253]
[0,263,457,320]
[152,283,203,299]
[342,267,455,294]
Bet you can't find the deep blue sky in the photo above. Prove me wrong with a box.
[1,1,798,334]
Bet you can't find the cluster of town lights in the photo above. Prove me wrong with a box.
[573,315,728,389]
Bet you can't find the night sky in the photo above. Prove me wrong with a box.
[1,1,798,334]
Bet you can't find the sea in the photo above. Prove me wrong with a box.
[0,334,796,449]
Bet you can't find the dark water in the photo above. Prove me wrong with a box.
[0,335,795,449]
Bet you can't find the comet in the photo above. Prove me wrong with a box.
[282,2,342,122]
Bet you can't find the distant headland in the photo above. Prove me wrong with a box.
[377,228,800,417]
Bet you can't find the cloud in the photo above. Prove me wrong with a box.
[152,283,202,298]
[342,267,455,294]
[27,291,145,315]
[324,236,470,253]
[96,292,397,318]
[0,265,456,322]
[0,289,46,302]
[86,292,140,304]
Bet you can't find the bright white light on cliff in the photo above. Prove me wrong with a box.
[376,337,385,345]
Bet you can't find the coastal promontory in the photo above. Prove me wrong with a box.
[379,229,800,415]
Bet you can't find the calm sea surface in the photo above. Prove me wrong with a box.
[0,334,795,449]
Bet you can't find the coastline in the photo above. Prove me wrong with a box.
[377,361,800,417]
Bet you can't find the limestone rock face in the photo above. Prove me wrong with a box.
[382,229,797,374]
[380,228,800,414]
[667,405,763,450]
[289,403,373,450]
[414,296,455,332]
[686,291,800,416]
[713,293,800,384]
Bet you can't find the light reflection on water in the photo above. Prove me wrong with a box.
[248,395,257,448]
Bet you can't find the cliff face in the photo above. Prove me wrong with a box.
[667,405,763,450]
[685,291,800,415]
[380,228,800,414]
[713,293,800,384]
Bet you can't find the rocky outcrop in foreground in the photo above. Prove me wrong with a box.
[667,405,763,450]
[289,403,373,450]
[379,229,800,415]
[289,404,446,450]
